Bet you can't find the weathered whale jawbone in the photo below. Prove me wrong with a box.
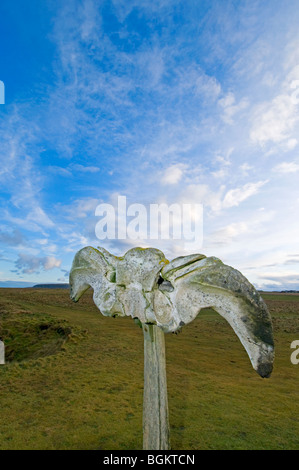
[70,246,274,378]
[155,256,274,377]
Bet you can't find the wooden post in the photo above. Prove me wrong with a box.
[0,340,4,365]
[142,323,170,450]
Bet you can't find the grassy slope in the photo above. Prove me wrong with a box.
[0,288,298,450]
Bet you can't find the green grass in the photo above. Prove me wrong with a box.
[0,288,298,450]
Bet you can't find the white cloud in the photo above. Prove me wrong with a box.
[250,94,297,145]
[250,63,299,147]
[27,206,55,229]
[43,256,61,270]
[222,180,268,209]
[212,168,228,179]
[219,92,235,108]
[240,163,253,175]
[212,221,249,243]
[215,153,232,166]
[48,166,73,177]
[273,161,299,174]
[194,71,221,99]
[62,197,100,219]
[218,92,249,124]
[286,138,298,150]
[60,230,90,252]
[162,164,186,185]
[208,209,275,248]
[212,150,233,178]
[180,183,224,213]
[70,164,101,173]
[179,179,269,214]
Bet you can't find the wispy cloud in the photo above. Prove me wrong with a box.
[222,180,268,209]
[219,92,249,125]
[273,161,299,174]
[250,63,299,148]
[161,164,187,185]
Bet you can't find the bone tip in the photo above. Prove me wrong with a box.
[256,361,273,379]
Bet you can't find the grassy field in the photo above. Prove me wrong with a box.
[0,287,298,450]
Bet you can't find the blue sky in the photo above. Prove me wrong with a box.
[0,0,299,290]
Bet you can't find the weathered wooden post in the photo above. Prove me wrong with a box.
[142,323,170,450]
[70,246,274,450]
[0,340,5,365]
